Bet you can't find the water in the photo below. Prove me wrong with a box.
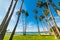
[15,32,49,34]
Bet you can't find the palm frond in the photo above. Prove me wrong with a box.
[21,9,25,13]
[25,11,29,17]
[34,16,37,20]
[39,15,45,21]
[58,2,60,6]
[44,9,49,16]
[16,11,20,15]
[33,9,38,14]
[45,18,48,22]
[49,17,53,21]
[36,1,43,8]
[43,2,48,8]
[21,0,24,2]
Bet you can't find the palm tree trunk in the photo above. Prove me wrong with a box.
[9,13,21,40]
[0,0,13,33]
[43,21,49,32]
[37,19,40,34]
[9,1,23,40]
[0,0,18,40]
[23,17,26,35]
[48,21,58,39]
[22,16,25,35]
[41,21,45,32]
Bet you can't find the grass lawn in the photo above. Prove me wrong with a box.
[4,34,60,40]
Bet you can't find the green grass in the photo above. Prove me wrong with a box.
[4,34,60,40]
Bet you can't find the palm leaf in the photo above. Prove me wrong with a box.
[39,15,45,21]
[43,2,48,8]
[34,16,37,20]
[36,1,43,8]
[49,17,53,21]
[21,0,24,2]
[39,16,42,21]
[58,2,60,6]
[21,9,25,13]
[33,9,38,14]
[44,9,49,16]
[25,11,29,17]
[16,11,20,15]
[45,18,48,22]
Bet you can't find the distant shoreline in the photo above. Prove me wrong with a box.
[6,31,50,34]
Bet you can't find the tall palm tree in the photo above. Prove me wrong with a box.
[0,0,13,33]
[21,9,29,35]
[49,0,60,17]
[40,9,49,33]
[9,11,21,40]
[33,9,40,34]
[39,15,45,33]
[44,9,49,16]
[24,11,29,35]
[9,0,24,40]
[0,0,18,40]
[20,9,25,35]
[37,1,49,33]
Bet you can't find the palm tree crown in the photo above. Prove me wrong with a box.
[37,1,43,8]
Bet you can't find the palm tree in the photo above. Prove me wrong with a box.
[0,0,13,33]
[23,11,29,35]
[41,9,49,33]
[20,9,25,35]
[39,15,45,33]
[21,9,29,35]
[0,0,18,40]
[33,9,40,34]
[9,11,21,40]
[44,9,49,16]
[9,0,24,40]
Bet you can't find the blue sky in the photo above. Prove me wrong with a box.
[0,0,60,32]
